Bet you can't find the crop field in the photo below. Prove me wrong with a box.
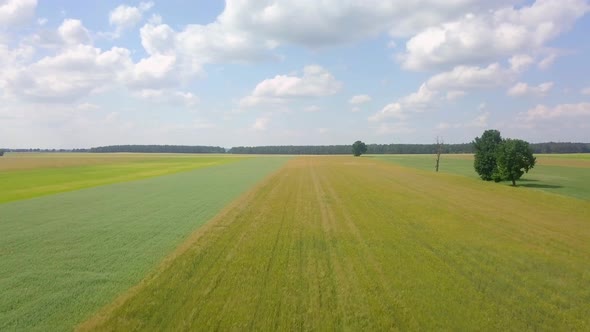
[0,155,288,331]
[372,153,590,200]
[80,156,590,331]
[0,153,243,203]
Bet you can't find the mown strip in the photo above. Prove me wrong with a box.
[0,157,288,331]
[82,156,590,331]
[0,154,241,203]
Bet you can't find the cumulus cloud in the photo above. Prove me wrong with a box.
[368,102,405,122]
[349,94,371,105]
[3,45,132,102]
[507,82,554,97]
[240,65,341,107]
[399,0,590,70]
[509,54,535,72]
[133,89,199,107]
[218,0,516,47]
[109,1,154,35]
[519,103,590,121]
[58,19,91,45]
[426,63,514,90]
[0,0,37,26]
[368,62,515,123]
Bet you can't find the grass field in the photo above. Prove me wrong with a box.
[0,156,288,331]
[372,153,590,200]
[0,153,242,203]
[82,156,590,331]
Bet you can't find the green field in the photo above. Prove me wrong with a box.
[0,153,242,203]
[0,156,288,331]
[82,157,590,331]
[372,154,590,200]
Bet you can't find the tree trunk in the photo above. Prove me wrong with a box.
[511,176,516,186]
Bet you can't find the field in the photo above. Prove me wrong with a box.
[372,154,590,200]
[0,155,288,331]
[0,153,243,203]
[1,153,589,331]
[81,156,590,331]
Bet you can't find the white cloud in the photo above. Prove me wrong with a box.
[368,102,405,122]
[219,0,516,48]
[240,65,341,107]
[0,0,36,26]
[251,116,270,131]
[109,1,154,34]
[538,53,557,69]
[134,89,199,107]
[400,0,590,70]
[509,54,535,72]
[58,19,91,45]
[349,94,371,104]
[3,45,132,102]
[519,103,590,121]
[426,63,513,90]
[507,82,554,97]
[351,107,361,113]
[399,83,437,109]
[581,87,590,95]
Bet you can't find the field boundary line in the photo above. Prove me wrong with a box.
[76,158,293,331]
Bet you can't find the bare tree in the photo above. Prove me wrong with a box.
[435,136,444,172]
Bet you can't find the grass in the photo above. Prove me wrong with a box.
[0,153,243,203]
[0,157,288,331]
[82,156,590,331]
[371,153,590,200]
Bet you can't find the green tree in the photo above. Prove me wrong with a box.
[352,140,367,157]
[493,139,536,186]
[473,129,503,180]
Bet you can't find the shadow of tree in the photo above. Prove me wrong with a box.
[519,183,563,189]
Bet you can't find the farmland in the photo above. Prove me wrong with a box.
[373,153,590,200]
[0,153,242,203]
[0,156,288,331]
[81,156,590,331]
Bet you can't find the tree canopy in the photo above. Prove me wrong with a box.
[473,129,503,180]
[352,141,368,157]
[493,139,536,186]
[473,130,536,186]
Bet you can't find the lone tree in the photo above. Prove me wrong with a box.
[352,140,367,157]
[473,129,503,180]
[435,136,444,172]
[0,150,4,157]
[493,139,536,186]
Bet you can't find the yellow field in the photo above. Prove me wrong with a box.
[81,156,590,331]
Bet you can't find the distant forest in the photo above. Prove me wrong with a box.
[1,142,589,155]
[228,142,590,154]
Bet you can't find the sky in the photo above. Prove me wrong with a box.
[1,0,589,149]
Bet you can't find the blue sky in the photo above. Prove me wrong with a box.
[1,0,589,148]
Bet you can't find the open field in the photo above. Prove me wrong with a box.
[0,157,288,331]
[82,156,590,331]
[372,153,590,200]
[0,153,243,203]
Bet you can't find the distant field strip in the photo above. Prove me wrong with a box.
[0,157,288,331]
[373,154,590,200]
[83,157,590,331]
[0,153,242,203]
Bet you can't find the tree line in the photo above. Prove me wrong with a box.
[1,142,589,156]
